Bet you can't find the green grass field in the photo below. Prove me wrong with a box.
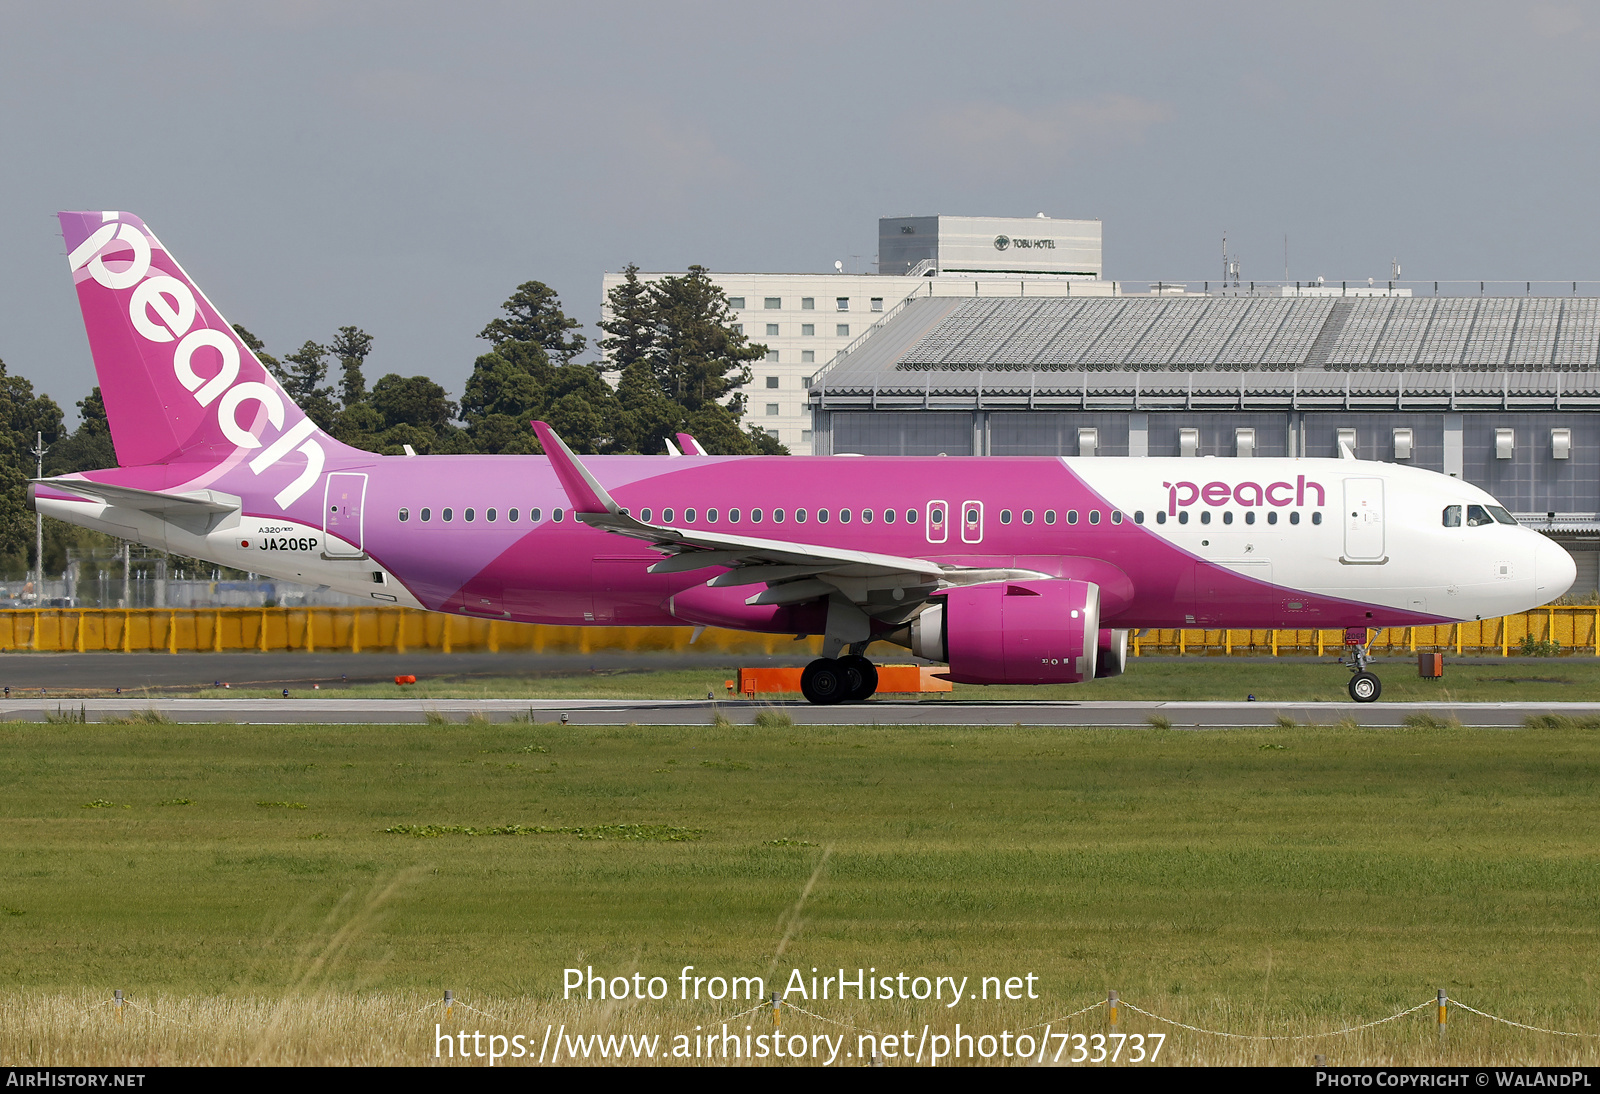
[3,716,1600,1064]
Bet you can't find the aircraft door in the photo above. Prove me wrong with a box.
[323,472,367,558]
[960,500,985,544]
[927,500,949,544]
[1342,477,1386,562]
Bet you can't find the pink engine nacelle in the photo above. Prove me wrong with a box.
[912,579,1103,685]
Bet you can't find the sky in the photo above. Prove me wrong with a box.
[4,0,1599,422]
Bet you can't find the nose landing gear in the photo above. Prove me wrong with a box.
[799,654,879,704]
[1341,642,1382,703]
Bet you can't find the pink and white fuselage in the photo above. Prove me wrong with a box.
[31,212,1575,701]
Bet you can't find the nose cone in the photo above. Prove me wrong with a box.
[1534,535,1577,601]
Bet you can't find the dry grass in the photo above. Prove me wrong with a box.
[3,990,1595,1066]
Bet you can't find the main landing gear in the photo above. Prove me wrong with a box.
[1341,642,1382,703]
[800,655,879,705]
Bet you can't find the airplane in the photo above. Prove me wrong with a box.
[30,211,1577,704]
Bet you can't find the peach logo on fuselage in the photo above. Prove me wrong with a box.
[66,215,323,510]
[1163,476,1325,516]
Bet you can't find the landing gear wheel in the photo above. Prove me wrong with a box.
[1348,671,1382,703]
[800,658,847,705]
[837,655,878,701]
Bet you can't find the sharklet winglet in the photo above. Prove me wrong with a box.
[675,432,708,456]
[531,421,619,515]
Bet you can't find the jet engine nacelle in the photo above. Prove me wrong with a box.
[912,579,1101,685]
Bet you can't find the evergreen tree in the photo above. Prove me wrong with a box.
[328,325,373,407]
[478,281,588,365]
[43,388,116,474]
[598,264,657,373]
[648,266,765,417]
[280,340,340,430]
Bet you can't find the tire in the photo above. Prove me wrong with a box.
[800,658,846,705]
[1348,671,1382,703]
[837,655,878,701]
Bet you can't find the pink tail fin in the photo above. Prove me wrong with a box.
[57,211,356,508]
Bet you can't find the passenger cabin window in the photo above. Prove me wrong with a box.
[640,508,651,521]
[1022,510,1034,524]
[1044,510,1056,525]
[1066,510,1078,525]
[421,508,432,522]
[773,509,785,522]
[1178,512,1189,525]
[1245,512,1255,525]
[795,509,807,522]
[1111,511,1123,525]
[443,507,454,522]
[883,509,894,523]
[553,508,564,522]
[399,508,409,522]
[1312,512,1323,525]
[487,508,497,522]
[751,509,762,522]
[1155,511,1166,524]
[529,508,540,522]
[1443,505,1461,527]
[1222,511,1233,525]
[662,508,674,522]
[728,509,740,522]
[1199,511,1210,525]
[465,508,475,522]
[707,509,718,522]
[1134,511,1145,524]
[838,509,850,523]
[1089,510,1101,525]
[1000,510,1012,524]
[906,509,918,523]
[685,508,697,522]
[510,508,519,521]
[1289,511,1300,525]
[1267,511,1277,525]
[817,509,829,523]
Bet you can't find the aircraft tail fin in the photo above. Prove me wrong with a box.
[56,211,359,509]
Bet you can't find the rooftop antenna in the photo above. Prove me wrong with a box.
[1222,232,1241,288]
[1391,257,1402,281]
[1284,234,1289,283]
[834,260,843,273]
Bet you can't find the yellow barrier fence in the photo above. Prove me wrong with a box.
[0,607,825,657]
[0,606,1591,657]
[1132,605,1600,657]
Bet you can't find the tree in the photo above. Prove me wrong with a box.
[43,388,116,474]
[328,326,374,408]
[279,341,340,430]
[369,373,457,434]
[478,281,588,365]
[598,264,657,374]
[648,266,765,417]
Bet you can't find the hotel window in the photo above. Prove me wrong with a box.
[765,323,779,336]
[836,297,849,310]
[728,297,745,309]
[871,297,884,312]
[766,376,779,388]
[766,428,779,439]
[766,403,780,415]
[764,297,781,309]
[801,297,815,309]
[836,324,849,337]
[732,324,743,334]
[802,350,815,364]
[765,350,779,363]
[802,324,815,336]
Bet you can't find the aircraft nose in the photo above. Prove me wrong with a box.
[1534,534,1577,601]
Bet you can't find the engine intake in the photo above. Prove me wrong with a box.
[913,579,1101,685]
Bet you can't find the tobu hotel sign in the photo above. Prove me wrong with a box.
[993,236,1057,251]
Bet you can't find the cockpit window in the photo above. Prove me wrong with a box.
[1443,505,1461,527]
[1466,504,1495,527]
[1487,505,1517,526]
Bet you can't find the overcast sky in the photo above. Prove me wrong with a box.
[4,1,1598,421]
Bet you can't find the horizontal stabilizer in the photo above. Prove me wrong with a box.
[34,477,240,515]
